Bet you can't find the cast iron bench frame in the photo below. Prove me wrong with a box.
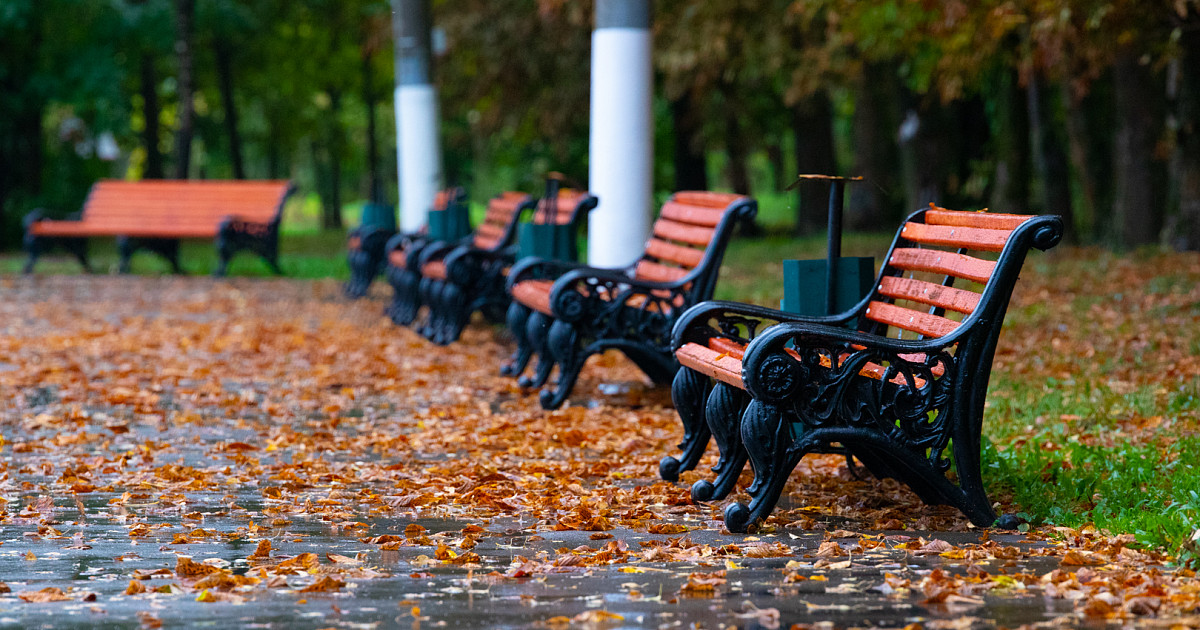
[503,191,757,410]
[23,179,294,276]
[345,188,466,299]
[667,206,1063,532]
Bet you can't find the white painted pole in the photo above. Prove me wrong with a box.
[395,85,441,233]
[393,0,442,233]
[588,0,653,268]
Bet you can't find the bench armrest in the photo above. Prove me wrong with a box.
[671,300,861,350]
[740,320,956,403]
[443,243,518,285]
[415,239,466,269]
[505,257,589,293]
[220,215,275,239]
[349,224,396,242]
[546,266,684,323]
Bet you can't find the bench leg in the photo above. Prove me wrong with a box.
[725,399,794,533]
[386,267,421,326]
[264,254,282,275]
[345,245,376,298]
[501,302,534,377]
[22,235,42,274]
[660,367,712,482]
[157,239,183,274]
[539,318,585,410]
[522,312,556,387]
[519,312,556,389]
[436,281,469,345]
[691,382,750,502]
[415,277,439,337]
[117,237,136,274]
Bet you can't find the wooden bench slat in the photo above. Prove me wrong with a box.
[535,190,591,224]
[421,259,448,281]
[634,260,690,284]
[864,300,961,338]
[900,221,1012,253]
[924,209,1032,230]
[388,248,408,269]
[659,201,727,228]
[671,191,746,208]
[511,279,555,315]
[677,341,746,388]
[32,224,219,238]
[877,276,980,314]
[652,218,716,247]
[888,247,996,284]
[644,238,704,269]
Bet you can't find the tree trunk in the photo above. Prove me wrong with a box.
[1172,18,1200,250]
[990,68,1031,214]
[214,42,245,180]
[899,95,951,213]
[669,89,708,192]
[1112,50,1163,247]
[172,0,195,179]
[140,55,165,179]
[722,90,751,196]
[266,115,282,180]
[848,61,901,229]
[363,49,381,204]
[0,7,45,233]
[321,89,345,230]
[1027,72,1074,238]
[766,143,786,192]
[1061,83,1106,242]
[792,91,837,235]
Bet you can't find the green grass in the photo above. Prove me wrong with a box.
[0,230,351,279]
[982,377,1200,561]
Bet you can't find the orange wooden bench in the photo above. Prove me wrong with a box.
[666,205,1063,532]
[23,179,294,275]
[502,191,757,409]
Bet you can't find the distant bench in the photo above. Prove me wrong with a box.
[23,179,295,275]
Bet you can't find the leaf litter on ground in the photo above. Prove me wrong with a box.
[0,262,1196,626]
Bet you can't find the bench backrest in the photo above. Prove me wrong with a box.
[634,191,757,300]
[433,187,466,214]
[530,189,598,227]
[79,180,293,237]
[860,206,1063,342]
[471,192,537,251]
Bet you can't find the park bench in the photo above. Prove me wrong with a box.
[666,205,1063,532]
[23,179,294,275]
[413,188,598,345]
[345,188,465,298]
[503,191,757,410]
[383,191,537,337]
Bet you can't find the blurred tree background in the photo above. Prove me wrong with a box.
[2,0,1198,249]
